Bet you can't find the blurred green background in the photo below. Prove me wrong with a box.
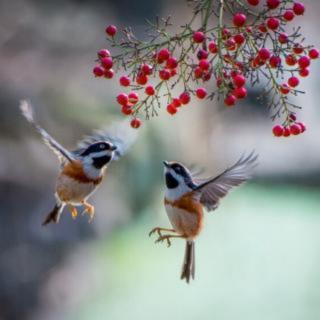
[1,0,320,319]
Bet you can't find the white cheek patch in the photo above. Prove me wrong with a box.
[88,150,110,159]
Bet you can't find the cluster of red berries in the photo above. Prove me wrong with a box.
[91,0,317,135]
[273,114,306,137]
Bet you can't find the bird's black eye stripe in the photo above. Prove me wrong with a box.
[172,164,183,173]
[81,142,110,156]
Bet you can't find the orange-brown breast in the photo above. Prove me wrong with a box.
[164,192,203,239]
[62,160,103,185]
[56,160,104,203]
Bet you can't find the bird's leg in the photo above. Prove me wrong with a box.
[149,227,176,238]
[155,234,185,248]
[81,201,95,222]
[68,205,79,220]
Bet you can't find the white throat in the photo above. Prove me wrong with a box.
[82,158,107,179]
[165,182,191,201]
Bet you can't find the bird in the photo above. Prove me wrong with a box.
[20,100,137,226]
[149,152,258,283]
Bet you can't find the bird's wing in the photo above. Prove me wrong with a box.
[20,100,75,163]
[74,120,138,160]
[193,152,258,211]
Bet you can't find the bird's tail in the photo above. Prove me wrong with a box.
[181,240,195,283]
[42,203,64,226]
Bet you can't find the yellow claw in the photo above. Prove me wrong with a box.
[70,206,78,219]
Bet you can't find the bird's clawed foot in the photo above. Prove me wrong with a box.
[69,206,79,220]
[155,234,173,247]
[82,201,95,222]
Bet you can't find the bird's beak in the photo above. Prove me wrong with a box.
[163,160,169,168]
[111,145,117,151]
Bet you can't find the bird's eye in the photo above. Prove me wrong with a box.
[100,144,106,149]
[174,166,181,173]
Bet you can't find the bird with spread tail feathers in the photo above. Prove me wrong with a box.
[149,153,258,283]
[20,100,137,226]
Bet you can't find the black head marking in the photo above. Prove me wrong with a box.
[92,155,112,169]
[170,163,191,179]
[81,141,113,156]
[165,172,179,189]
[165,161,197,189]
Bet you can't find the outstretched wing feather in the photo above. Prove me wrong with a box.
[194,152,258,211]
[20,100,75,163]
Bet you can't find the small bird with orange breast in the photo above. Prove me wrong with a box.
[20,100,136,226]
[149,153,258,283]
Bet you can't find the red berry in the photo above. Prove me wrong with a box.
[293,44,304,54]
[269,55,281,68]
[104,69,114,79]
[167,103,177,115]
[299,68,309,77]
[290,123,301,135]
[199,59,210,71]
[145,85,155,96]
[233,87,247,99]
[208,42,218,54]
[119,76,131,87]
[136,73,148,85]
[197,49,209,60]
[225,38,237,51]
[97,49,111,58]
[272,125,283,137]
[121,105,133,115]
[224,95,236,106]
[93,66,104,77]
[166,57,178,69]
[267,0,280,9]
[285,55,297,66]
[130,118,142,129]
[258,24,268,33]
[289,113,297,121]
[298,56,310,69]
[196,88,207,99]
[280,83,290,94]
[170,69,177,77]
[194,66,203,79]
[258,48,271,61]
[128,92,139,105]
[266,17,280,30]
[309,48,319,59]
[193,31,205,43]
[141,64,153,75]
[202,72,212,82]
[293,2,305,15]
[283,10,295,21]
[278,33,288,44]
[288,76,299,88]
[233,13,247,27]
[172,98,181,108]
[100,57,113,69]
[157,49,170,63]
[297,122,306,132]
[247,0,259,5]
[232,74,246,87]
[283,127,291,137]
[105,25,117,37]
[234,33,246,45]
[159,69,171,81]
[179,92,191,105]
[117,93,128,106]
[222,28,231,39]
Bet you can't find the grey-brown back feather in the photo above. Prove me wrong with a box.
[20,100,75,163]
[194,152,258,211]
